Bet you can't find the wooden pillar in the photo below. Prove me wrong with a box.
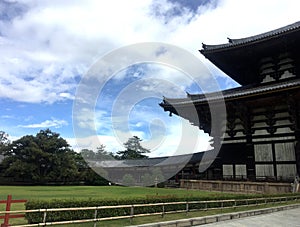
[288,95,300,176]
[295,105,300,176]
[243,105,255,181]
[246,144,255,180]
[296,142,300,176]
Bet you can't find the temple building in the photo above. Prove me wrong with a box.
[160,21,300,182]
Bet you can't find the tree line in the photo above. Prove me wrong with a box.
[0,129,150,185]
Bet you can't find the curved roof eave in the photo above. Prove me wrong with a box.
[201,21,300,53]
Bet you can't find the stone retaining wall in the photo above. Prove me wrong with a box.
[180,179,293,194]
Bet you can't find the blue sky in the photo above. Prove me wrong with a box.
[1,0,300,156]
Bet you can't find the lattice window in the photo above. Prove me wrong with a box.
[275,142,296,161]
[235,165,247,179]
[254,144,273,161]
[255,164,274,177]
[223,165,233,179]
[276,164,297,178]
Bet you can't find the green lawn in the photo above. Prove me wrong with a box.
[0,185,236,201]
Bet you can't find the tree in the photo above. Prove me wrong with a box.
[116,136,150,160]
[80,145,114,161]
[0,131,9,155]
[1,129,78,184]
[0,131,9,146]
[95,144,114,160]
[74,152,108,186]
[80,149,96,160]
[0,131,9,180]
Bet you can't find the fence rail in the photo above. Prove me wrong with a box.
[1,196,300,227]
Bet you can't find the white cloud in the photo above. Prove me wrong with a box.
[0,115,15,119]
[19,118,68,129]
[67,135,124,154]
[69,117,212,157]
[2,0,300,157]
[1,0,300,103]
[59,92,74,100]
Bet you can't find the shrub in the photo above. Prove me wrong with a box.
[25,192,293,224]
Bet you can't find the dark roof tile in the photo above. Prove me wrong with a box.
[162,79,300,106]
[202,21,300,52]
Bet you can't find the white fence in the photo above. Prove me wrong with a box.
[1,196,300,227]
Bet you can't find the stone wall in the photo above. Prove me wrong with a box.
[180,179,293,194]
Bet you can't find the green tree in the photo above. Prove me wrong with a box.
[95,144,114,160]
[116,136,150,160]
[0,131,9,179]
[0,131,9,155]
[75,153,108,185]
[80,146,113,161]
[0,131,9,145]
[80,149,96,160]
[1,129,78,184]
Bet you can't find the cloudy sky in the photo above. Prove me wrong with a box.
[1,0,300,157]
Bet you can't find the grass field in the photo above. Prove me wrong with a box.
[0,185,236,201]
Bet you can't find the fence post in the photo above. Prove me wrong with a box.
[93,207,98,227]
[0,195,27,227]
[162,204,165,218]
[186,202,189,215]
[130,205,134,224]
[1,195,12,227]
[43,209,47,225]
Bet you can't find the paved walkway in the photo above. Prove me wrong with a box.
[201,207,300,227]
[131,204,300,227]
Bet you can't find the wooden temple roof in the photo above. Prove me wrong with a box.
[200,21,300,85]
[160,78,300,108]
[160,21,300,134]
[202,21,300,52]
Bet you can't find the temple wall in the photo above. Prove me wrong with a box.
[219,94,299,181]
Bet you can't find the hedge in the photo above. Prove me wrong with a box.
[25,193,299,224]
[25,193,257,223]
